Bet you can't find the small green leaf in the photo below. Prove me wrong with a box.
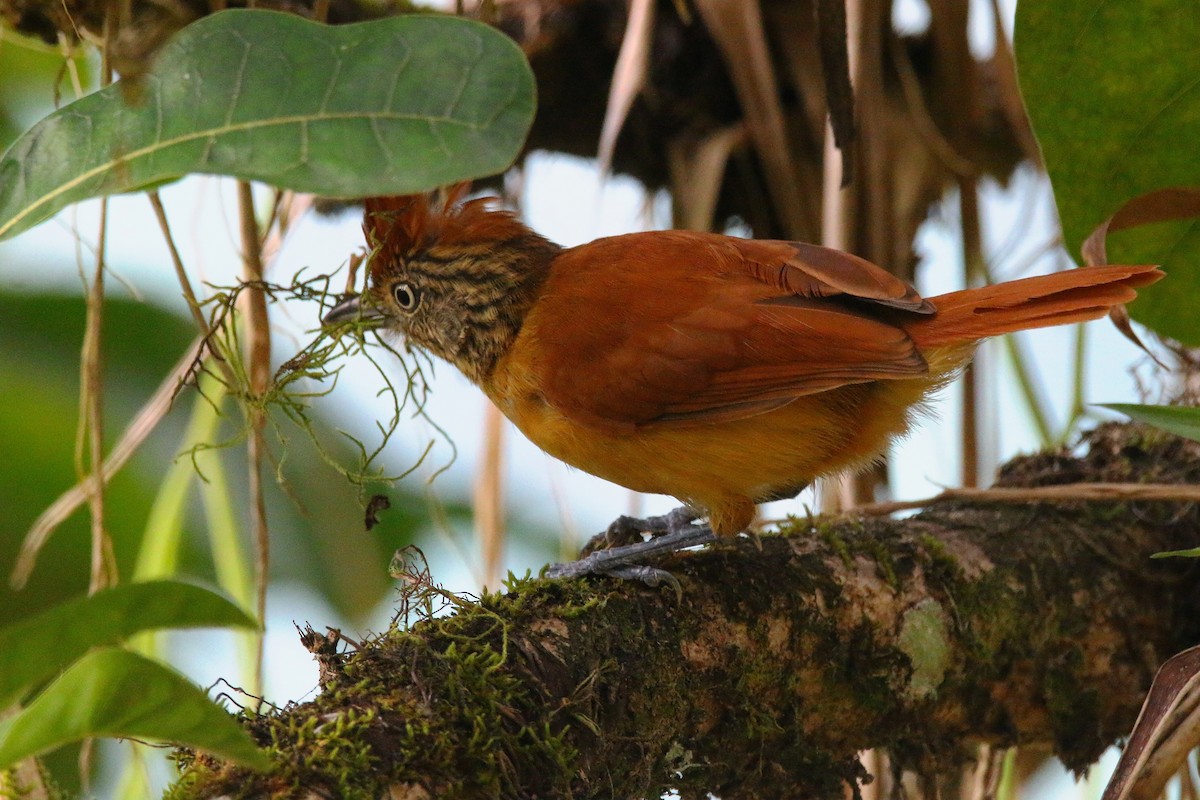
[0,648,269,770]
[1015,3,1200,343]
[1152,547,1200,559]
[0,9,535,240]
[1100,403,1200,444]
[0,580,257,709]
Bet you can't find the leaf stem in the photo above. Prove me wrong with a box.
[12,339,204,589]
[79,197,116,594]
[1064,322,1088,440]
[149,191,211,337]
[1001,331,1056,446]
[959,178,984,488]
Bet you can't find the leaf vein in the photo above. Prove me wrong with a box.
[0,111,498,239]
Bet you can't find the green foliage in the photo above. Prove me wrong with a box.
[0,9,536,240]
[1015,2,1200,344]
[0,579,257,709]
[1020,1,1200,549]
[0,648,269,771]
[0,5,544,792]
[0,30,91,149]
[172,560,578,798]
[1101,404,1200,444]
[0,581,264,777]
[0,286,479,790]
[0,290,198,621]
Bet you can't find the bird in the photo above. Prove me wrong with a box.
[324,187,1162,579]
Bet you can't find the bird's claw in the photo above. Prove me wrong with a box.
[601,515,650,548]
[547,517,717,597]
[602,565,683,600]
[577,506,703,555]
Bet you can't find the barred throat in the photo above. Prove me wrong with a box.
[409,234,561,384]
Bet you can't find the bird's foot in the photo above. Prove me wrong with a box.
[546,513,718,597]
[581,505,703,553]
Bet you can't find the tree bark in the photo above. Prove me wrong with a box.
[171,423,1200,799]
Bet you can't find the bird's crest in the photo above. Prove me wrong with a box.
[363,183,531,278]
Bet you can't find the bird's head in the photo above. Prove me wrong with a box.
[323,188,561,384]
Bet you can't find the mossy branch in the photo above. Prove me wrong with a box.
[171,423,1200,799]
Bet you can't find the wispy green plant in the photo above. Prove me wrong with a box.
[179,268,457,507]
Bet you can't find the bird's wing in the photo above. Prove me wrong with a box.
[527,232,935,430]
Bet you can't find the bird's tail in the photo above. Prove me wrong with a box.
[907,265,1164,349]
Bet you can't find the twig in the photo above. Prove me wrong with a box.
[238,182,271,399]
[148,189,245,399]
[75,7,119,598]
[1066,321,1089,439]
[148,191,211,338]
[237,180,271,698]
[474,402,506,590]
[960,178,983,488]
[55,32,85,100]
[79,197,115,594]
[889,29,975,178]
[260,192,312,268]
[846,483,1200,518]
[1001,330,1057,446]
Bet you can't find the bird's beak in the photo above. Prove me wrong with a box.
[322,294,387,328]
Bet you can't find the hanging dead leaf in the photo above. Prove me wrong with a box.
[692,0,815,240]
[667,123,747,231]
[1081,187,1200,266]
[597,0,656,176]
[1102,645,1200,800]
[815,0,855,186]
[1079,187,1194,362]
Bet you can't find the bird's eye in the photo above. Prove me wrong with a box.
[392,282,419,312]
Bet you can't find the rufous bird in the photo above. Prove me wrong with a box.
[324,189,1162,578]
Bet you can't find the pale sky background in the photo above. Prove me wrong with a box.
[0,0,1159,794]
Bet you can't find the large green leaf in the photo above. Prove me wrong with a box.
[0,580,257,709]
[0,648,269,770]
[1015,2,1199,344]
[0,9,535,240]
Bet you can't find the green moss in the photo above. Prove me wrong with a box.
[283,708,378,795]
[917,534,960,584]
[795,515,904,587]
[862,534,899,588]
[171,575,585,799]
[1087,502,1131,523]
[814,520,854,567]
[0,761,67,800]
[489,571,610,620]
